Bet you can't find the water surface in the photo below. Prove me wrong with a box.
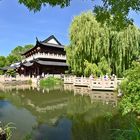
[0,84,138,140]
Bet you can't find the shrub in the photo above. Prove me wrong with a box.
[40,77,63,87]
[120,61,140,115]
[6,69,16,77]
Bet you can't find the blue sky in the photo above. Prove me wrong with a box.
[0,0,140,56]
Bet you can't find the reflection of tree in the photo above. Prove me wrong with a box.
[65,95,139,140]
[71,115,111,140]
[66,95,118,140]
[66,95,117,120]
[30,118,72,140]
[69,111,138,140]
[0,90,22,109]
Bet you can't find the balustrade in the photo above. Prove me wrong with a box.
[0,75,38,85]
[74,77,89,86]
[64,76,119,91]
[64,76,75,84]
[22,53,66,62]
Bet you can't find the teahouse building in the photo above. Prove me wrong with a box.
[17,35,68,77]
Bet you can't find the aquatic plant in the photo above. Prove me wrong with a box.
[22,133,32,140]
[0,122,16,140]
[111,121,140,140]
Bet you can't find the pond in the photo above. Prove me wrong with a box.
[0,84,139,140]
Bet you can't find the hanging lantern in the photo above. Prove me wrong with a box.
[37,47,40,50]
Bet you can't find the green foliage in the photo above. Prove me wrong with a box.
[18,0,71,11]
[6,69,16,77]
[23,45,34,53]
[6,55,18,66]
[0,44,33,69]
[9,44,34,62]
[0,56,6,67]
[94,5,134,31]
[120,62,140,115]
[98,57,111,75]
[10,46,23,61]
[40,77,63,87]
[84,58,111,77]
[84,60,99,77]
[0,70,4,75]
[18,0,140,29]
[66,12,140,77]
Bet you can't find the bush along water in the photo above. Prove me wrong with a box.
[119,61,140,116]
[115,61,140,140]
[40,76,63,87]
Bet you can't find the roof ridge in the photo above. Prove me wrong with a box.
[42,35,62,45]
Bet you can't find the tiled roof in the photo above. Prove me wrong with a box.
[22,61,33,67]
[40,42,64,49]
[36,60,68,66]
[22,35,64,55]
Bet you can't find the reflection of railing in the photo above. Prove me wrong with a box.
[64,84,74,91]
[0,83,37,92]
[89,91,117,105]
[64,76,122,91]
[22,52,66,62]
[64,84,118,106]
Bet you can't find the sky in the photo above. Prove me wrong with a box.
[0,0,140,56]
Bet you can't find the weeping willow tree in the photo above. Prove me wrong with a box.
[66,12,140,77]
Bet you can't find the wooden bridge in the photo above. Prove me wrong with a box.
[64,76,122,91]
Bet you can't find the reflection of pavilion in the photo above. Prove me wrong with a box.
[73,86,90,96]
[89,91,117,106]
[64,84,117,106]
[0,83,64,94]
[64,84,74,91]
[0,88,72,125]
[0,83,37,92]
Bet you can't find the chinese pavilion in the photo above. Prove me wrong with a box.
[17,35,68,77]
